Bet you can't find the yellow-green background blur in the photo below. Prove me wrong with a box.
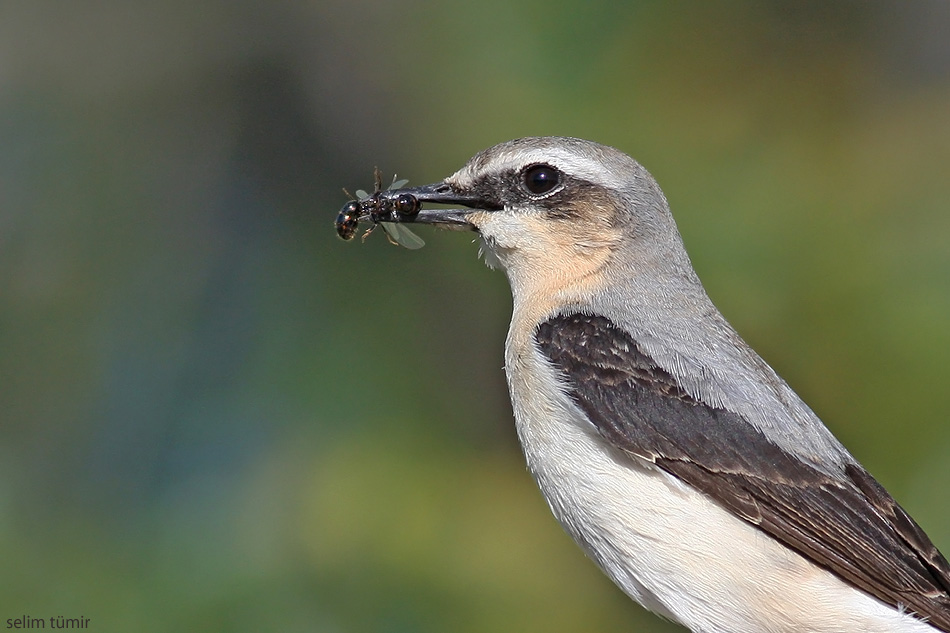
[2,2,949,632]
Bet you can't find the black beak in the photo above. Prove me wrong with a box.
[381,182,497,228]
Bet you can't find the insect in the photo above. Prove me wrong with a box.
[335,200,361,241]
[335,169,424,249]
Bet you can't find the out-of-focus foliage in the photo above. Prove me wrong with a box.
[1,2,949,631]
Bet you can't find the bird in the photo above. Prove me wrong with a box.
[378,136,950,632]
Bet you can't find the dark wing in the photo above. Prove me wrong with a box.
[536,313,950,631]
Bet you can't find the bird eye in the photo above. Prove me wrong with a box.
[522,164,561,195]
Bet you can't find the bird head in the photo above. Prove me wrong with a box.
[383,137,694,309]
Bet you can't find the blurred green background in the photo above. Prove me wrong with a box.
[2,2,949,631]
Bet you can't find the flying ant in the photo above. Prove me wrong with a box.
[335,169,423,249]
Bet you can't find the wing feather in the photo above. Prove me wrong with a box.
[536,312,950,631]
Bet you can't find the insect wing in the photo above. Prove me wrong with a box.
[381,222,425,250]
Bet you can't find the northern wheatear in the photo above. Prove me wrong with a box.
[350,137,950,632]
